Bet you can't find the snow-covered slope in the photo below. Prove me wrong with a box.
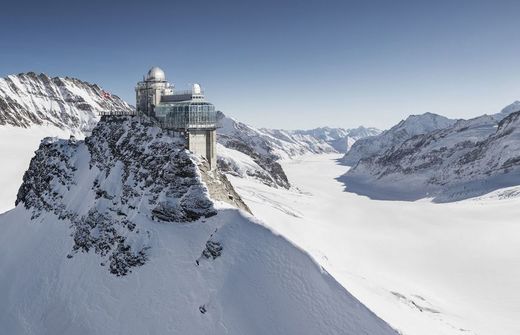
[0,72,131,131]
[0,72,131,213]
[343,111,520,201]
[342,126,383,151]
[226,154,520,335]
[342,112,457,166]
[0,116,396,335]
[217,114,291,188]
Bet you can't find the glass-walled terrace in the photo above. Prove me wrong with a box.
[154,102,217,130]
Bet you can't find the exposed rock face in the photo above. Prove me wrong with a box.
[198,159,252,214]
[342,113,458,166]
[342,112,520,201]
[16,116,225,275]
[217,112,292,188]
[202,240,223,260]
[0,72,131,132]
[493,100,520,121]
[217,135,291,189]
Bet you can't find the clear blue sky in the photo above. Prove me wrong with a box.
[1,0,520,130]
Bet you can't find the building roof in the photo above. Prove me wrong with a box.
[147,67,166,82]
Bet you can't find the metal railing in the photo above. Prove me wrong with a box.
[98,110,137,116]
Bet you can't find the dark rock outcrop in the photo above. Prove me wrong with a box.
[15,116,251,275]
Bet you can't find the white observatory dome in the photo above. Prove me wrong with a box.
[192,83,202,95]
[147,67,166,82]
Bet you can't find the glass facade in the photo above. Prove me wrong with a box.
[154,102,217,130]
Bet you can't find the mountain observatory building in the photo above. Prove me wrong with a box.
[135,67,217,169]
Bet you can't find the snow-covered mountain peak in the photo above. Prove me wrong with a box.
[394,112,457,134]
[16,116,249,227]
[284,125,381,152]
[343,112,457,166]
[493,100,520,121]
[0,72,131,133]
[344,125,381,138]
[450,114,497,131]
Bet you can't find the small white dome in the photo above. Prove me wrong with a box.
[147,67,166,82]
[192,83,201,95]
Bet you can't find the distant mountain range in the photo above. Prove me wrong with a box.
[262,126,381,153]
[341,102,520,201]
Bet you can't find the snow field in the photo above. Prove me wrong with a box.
[227,153,520,335]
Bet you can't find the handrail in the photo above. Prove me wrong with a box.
[98,110,137,116]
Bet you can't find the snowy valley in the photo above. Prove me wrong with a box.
[226,154,520,335]
[214,101,520,335]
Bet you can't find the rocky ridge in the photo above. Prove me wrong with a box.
[343,112,458,166]
[16,116,247,275]
[343,111,520,201]
[0,72,131,133]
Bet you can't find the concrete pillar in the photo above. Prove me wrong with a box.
[187,129,217,170]
[206,129,217,170]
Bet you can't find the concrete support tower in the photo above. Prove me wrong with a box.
[187,129,217,170]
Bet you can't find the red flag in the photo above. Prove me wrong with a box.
[102,90,111,99]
